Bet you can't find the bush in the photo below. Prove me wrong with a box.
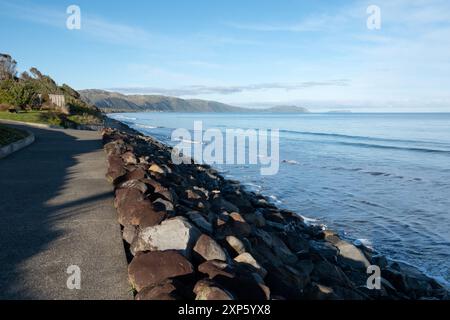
[8,82,35,109]
[0,103,12,111]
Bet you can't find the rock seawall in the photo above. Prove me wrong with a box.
[102,126,449,300]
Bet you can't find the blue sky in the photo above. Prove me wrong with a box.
[1,0,450,111]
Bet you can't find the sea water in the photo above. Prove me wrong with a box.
[109,112,450,286]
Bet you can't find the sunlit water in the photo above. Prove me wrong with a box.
[109,112,450,286]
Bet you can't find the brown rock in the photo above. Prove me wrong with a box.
[135,279,178,300]
[123,167,147,182]
[229,212,252,236]
[308,283,339,300]
[119,179,148,194]
[198,260,235,279]
[122,151,138,165]
[115,188,166,227]
[234,252,267,278]
[194,234,228,262]
[128,251,194,292]
[106,154,126,183]
[186,189,203,200]
[225,236,247,255]
[149,163,165,175]
[104,140,125,156]
[194,280,234,300]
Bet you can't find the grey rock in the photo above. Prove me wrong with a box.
[132,217,200,256]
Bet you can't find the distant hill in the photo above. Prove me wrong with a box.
[79,90,310,113]
[79,90,247,113]
[261,105,309,113]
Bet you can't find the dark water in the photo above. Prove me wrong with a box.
[109,112,450,286]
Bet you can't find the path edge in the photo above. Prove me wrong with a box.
[0,129,35,159]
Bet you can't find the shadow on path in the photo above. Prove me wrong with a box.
[0,123,128,299]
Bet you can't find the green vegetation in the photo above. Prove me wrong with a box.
[0,125,29,146]
[0,53,103,127]
[0,111,63,126]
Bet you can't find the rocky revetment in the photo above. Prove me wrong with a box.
[102,125,449,300]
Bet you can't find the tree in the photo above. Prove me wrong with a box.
[29,67,43,79]
[9,82,35,109]
[0,53,17,80]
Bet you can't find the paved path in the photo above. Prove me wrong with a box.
[0,121,131,300]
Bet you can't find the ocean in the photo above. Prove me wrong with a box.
[109,112,450,287]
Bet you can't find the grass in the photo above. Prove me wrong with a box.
[0,111,63,127]
[67,114,103,126]
[0,125,29,146]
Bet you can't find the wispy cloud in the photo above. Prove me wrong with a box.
[108,79,350,96]
[0,0,156,48]
[225,14,338,32]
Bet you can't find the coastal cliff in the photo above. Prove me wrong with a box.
[102,123,449,300]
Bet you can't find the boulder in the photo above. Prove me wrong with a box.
[128,251,193,292]
[224,193,254,212]
[149,163,165,175]
[309,240,339,261]
[115,188,166,227]
[124,167,147,181]
[253,229,273,248]
[198,260,236,279]
[194,234,228,262]
[265,265,309,299]
[104,140,125,156]
[307,283,339,300]
[225,236,247,255]
[131,217,200,256]
[135,279,178,300]
[211,196,239,213]
[187,211,213,234]
[244,211,266,227]
[118,179,148,194]
[271,235,298,265]
[194,280,234,300]
[153,198,174,212]
[186,189,203,200]
[334,240,371,270]
[122,225,137,244]
[285,232,310,254]
[263,210,285,224]
[229,212,252,237]
[234,252,267,278]
[122,151,138,165]
[106,154,126,183]
[311,260,353,288]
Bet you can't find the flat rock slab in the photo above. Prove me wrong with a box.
[0,121,131,300]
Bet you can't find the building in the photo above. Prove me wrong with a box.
[48,94,66,108]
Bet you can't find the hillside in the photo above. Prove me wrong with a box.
[0,53,103,128]
[262,105,310,113]
[80,90,310,113]
[80,89,247,113]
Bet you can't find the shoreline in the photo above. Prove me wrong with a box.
[102,117,449,300]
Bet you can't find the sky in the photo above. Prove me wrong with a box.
[1,0,450,112]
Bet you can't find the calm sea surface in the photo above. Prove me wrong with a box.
[109,112,450,286]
